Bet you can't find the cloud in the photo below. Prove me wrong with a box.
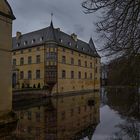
[73,24,85,37]
[8,0,99,43]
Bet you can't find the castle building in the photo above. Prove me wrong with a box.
[12,22,100,94]
[0,0,15,118]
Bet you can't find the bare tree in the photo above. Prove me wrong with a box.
[82,0,140,58]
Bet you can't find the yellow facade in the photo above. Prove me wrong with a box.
[12,23,101,94]
[12,45,45,89]
[14,92,100,139]
[0,0,15,115]
[57,46,100,93]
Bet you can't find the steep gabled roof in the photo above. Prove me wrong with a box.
[89,38,100,58]
[12,24,100,57]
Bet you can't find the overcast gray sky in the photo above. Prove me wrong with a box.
[8,0,101,43]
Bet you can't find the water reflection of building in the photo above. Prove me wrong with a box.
[14,92,100,140]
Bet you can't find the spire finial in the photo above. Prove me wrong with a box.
[50,13,54,28]
[51,13,53,22]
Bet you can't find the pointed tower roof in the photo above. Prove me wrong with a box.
[46,20,57,42]
[50,20,54,28]
[89,38,100,58]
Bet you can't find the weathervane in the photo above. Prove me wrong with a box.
[51,13,54,22]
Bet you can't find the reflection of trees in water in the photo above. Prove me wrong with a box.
[105,87,140,140]
[106,87,140,120]
[107,119,140,140]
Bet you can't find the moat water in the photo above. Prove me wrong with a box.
[0,87,140,140]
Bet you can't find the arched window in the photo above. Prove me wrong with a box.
[20,57,24,65]
[28,71,32,79]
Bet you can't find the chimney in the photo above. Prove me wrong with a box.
[16,31,22,40]
[71,33,77,41]
[56,28,60,31]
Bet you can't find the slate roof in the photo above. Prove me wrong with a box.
[12,22,100,57]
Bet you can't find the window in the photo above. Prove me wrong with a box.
[21,50,23,54]
[71,109,74,116]
[85,72,87,79]
[24,41,27,46]
[78,59,81,66]
[63,48,65,52]
[96,58,98,64]
[61,111,65,120]
[37,47,40,51]
[13,52,16,55]
[36,55,40,63]
[90,73,92,79]
[71,71,74,79]
[27,111,32,120]
[13,59,16,66]
[27,127,32,134]
[28,56,32,64]
[62,56,66,64]
[52,47,56,52]
[20,71,24,79]
[68,42,71,46]
[20,57,24,65]
[90,62,92,68]
[59,38,63,43]
[90,114,92,120]
[85,61,87,67]
[40,37,44,42]
[28,48,32,52]
[32,39,35,44]
[62,70,66,79]
[78,71,81,79]
[84,106,87,111]
[36,127,41,137]
[17,43,20,47]
[46,52,57,60]
[36,70,40,79]
[71,50,74,54]
[28,71,32,79]
[95,67,98,73]
[78,107,81,114]
[36,112,40,122]
[20,112,24,119]
[71,58,74,65]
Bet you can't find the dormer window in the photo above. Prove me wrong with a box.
[32,39,35,44]
[40,37,44,42]
[24,41,28,46]
[76,45,78,48]
[68,42,71,46]
[17,43,20,47]
[82,48,85,51]
[59,38,63,43]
